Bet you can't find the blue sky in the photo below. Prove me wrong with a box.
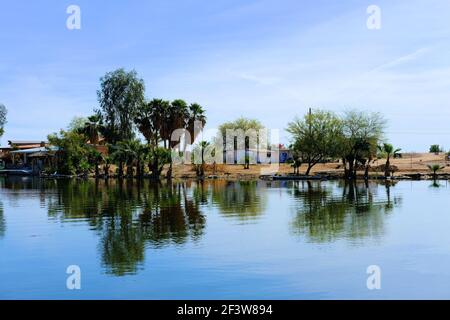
[1,0,450,151]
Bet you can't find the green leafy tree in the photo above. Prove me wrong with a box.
[340,110,386,179]
[287,110,342,175]
[0,104,7,137]
[96,68,145,144]
[218,117,264,169]
[429,144,441,154]
[67,116,88,133]
[47,130,93,175]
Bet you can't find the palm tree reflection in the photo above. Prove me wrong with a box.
[46,179,207,276]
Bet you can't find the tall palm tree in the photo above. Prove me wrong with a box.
[165,100,189,179]
[187,103,206,143]
[167,99,189,149]
[378,143,401,178]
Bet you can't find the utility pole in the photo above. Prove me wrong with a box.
[308,107,312,135]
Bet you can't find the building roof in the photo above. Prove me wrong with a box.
[8,140,47,145]
[10,146,59,154]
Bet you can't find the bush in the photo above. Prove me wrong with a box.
[429,145,441,154]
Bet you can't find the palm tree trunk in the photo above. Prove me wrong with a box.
[126,163,133,178]
[201,150,205,176]
[385,155,390,178]
[118,161,123,178]
[136,160,141,179]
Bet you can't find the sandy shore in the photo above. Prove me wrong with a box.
[168,152,450,180]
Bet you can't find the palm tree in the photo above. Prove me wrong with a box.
[165,100,189,179]
[427,163,444,179]
[110,142,129,178]
[194,141,210,177]
[378,143,401,178]
[79,114,103,144]
[87,147,103,178]
[187,103,206,143]
[135,99,170,179]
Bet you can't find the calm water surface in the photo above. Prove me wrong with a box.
[0,177,450,299]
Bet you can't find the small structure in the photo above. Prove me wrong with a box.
[0,140,58,175]
[230,144,293,164]
[278,144,293,163]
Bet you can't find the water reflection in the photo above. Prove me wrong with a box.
[289,181,402,243]
[210,180,266,222]
[42,180,207,275]
[0,200,4,238]
[0,177,404,276]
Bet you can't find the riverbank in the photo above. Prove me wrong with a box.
[166,152,450,180]
[25,152,450,181]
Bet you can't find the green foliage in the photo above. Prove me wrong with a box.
[287,110,342,175]
[67,116,88,133]
[427,163,444,176]
[340,110,386,178]
[218,117,264,137]
[0,103,7,137]
[77,114,103,144]
[429,144,441,154]
[218,117,264,169]
[47,130,96,175]
[192,141,210,176]
[134,98,206,179]
[96,68,145,144]
[378,143,401,177]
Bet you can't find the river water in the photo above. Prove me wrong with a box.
[0,177,449,299]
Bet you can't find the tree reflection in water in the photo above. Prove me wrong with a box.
[289,180,402,243]
[0,177,403,276]
[45,179,207,276]
[0,200,4,238]
[210,180,266,223]
[43,179,268,274]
